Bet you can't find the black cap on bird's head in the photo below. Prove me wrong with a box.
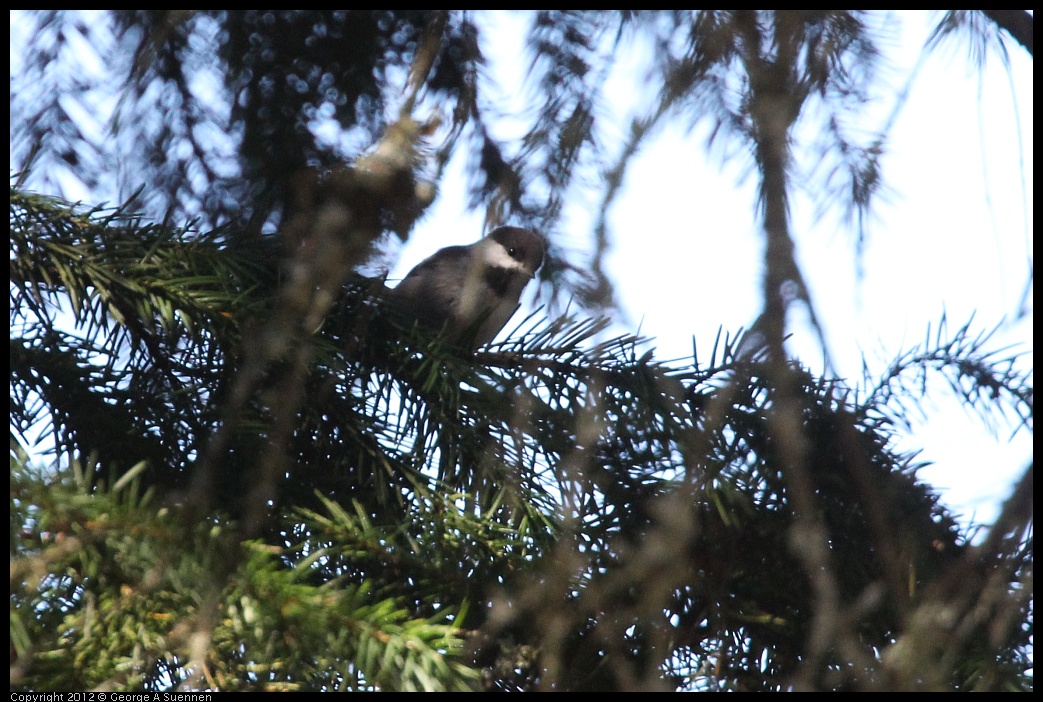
[485,226,545,278]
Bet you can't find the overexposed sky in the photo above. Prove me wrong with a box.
[392,11,1033,531]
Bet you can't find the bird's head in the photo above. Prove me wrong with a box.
[478,226,546,281]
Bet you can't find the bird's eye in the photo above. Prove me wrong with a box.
[509,247,521,260]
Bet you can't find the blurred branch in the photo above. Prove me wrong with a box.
[981,10,1033,56]
[189,111,438,536]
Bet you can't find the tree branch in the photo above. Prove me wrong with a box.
[981,10,1033,57]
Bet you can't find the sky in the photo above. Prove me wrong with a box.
[388,11,1033,533]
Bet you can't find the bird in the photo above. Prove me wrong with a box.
[386,226,545,348]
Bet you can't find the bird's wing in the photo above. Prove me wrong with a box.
[387,245,470,331]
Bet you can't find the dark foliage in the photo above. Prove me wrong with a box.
[11,10,1032,692]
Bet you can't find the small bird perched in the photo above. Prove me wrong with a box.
[387,226,545,347]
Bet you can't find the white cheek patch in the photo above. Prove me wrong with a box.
[455,242,527,324]
[483,242,530,273]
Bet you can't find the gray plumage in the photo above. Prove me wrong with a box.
[387,226,545,347]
